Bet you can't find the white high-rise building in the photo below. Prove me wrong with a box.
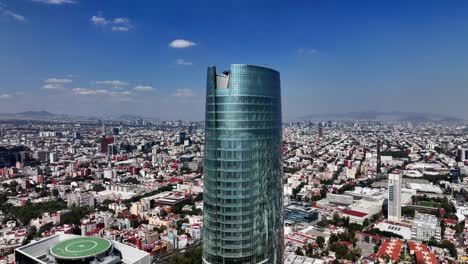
[388,171,402,222]
[102,121,107,135]
[49,152,57,163]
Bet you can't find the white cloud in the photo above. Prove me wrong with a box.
[45,78,72,84]
[91,15,132,32]
[113,17,129,24]
[176,59,193,66]
[72,88,131,97]
[112,26,129,32]
[173,89,194,97]
[1,4,27,22]
[169,39,196,48]
[31,0,77,5]
[91,15,109,25]
[41,78,72,90]
[95,80,129,87]
[42,84,65,90]
[133,85,154,91]
[0,94,12,100]
[72,88,96,96]
[297,48,318,55]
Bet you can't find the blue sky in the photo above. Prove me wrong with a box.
[1,0,468,120]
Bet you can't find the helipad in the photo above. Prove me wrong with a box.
[50,237,111,259]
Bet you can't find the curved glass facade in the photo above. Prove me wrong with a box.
[203,64,284,264]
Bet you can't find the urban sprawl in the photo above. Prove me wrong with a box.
[0,119,467,263]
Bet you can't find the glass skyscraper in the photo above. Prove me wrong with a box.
[203,64,284,264]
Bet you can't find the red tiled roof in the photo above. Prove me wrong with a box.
[415,251,437,264]
[408,242,437,264]
[340,241,353,248]
[377,239,403,261]
[444,218,457,225]
[356,231,382,241]
[342,209,368,218]
[169,177,183,183]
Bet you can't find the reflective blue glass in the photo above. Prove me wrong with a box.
[203,65,284,264]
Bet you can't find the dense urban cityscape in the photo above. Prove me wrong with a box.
[3,1,468,264]
[0,104,467,263]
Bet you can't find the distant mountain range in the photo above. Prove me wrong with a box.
[0,111,69,120]
[0,110,463,122]
[0,111,158,121]
[299,111,465,122]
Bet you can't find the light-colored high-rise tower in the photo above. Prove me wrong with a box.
[203,65,284,264]
[388,171,402,222]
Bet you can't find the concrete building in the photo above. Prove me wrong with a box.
[15,234,150,264]
[327,194,354,206]
[388,172,402,222]
[284,204,319,224]
[107,143,117,156]
[67,193,95,209]
[101,136,114,154]
[49,153,57,163]
[411,213,441,241]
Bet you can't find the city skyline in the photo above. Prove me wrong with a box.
[2,0,468,120]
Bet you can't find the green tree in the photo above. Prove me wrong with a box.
[316,236,325,248]
[10,200,67,225]
[167,244,202,264]
[295,247,304,256]
[362,218,370,228]
[343,217,350,227]
[292,182,305,199]
[402,207,415,217]
[455,222,465,234]
[329,243,348,259]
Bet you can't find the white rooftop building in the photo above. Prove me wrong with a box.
[411,213,441,241]
[15,234,150,264]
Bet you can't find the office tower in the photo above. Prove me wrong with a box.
[107,144,117,156]
[458,148,468,161]
[203,65,283,264]
[101,121,107,135]
[49,152,57,163]
[388,172,402,222]
[101,136,115,154]
[455,147,464,162]
[73,132,81,140]
[188,123,193,135]
[318,123,323,138]
[178,132,186,145]
[377,140,381,173]
[112,127,120,136]
[34,151,48,162]
[451,168,461,183]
